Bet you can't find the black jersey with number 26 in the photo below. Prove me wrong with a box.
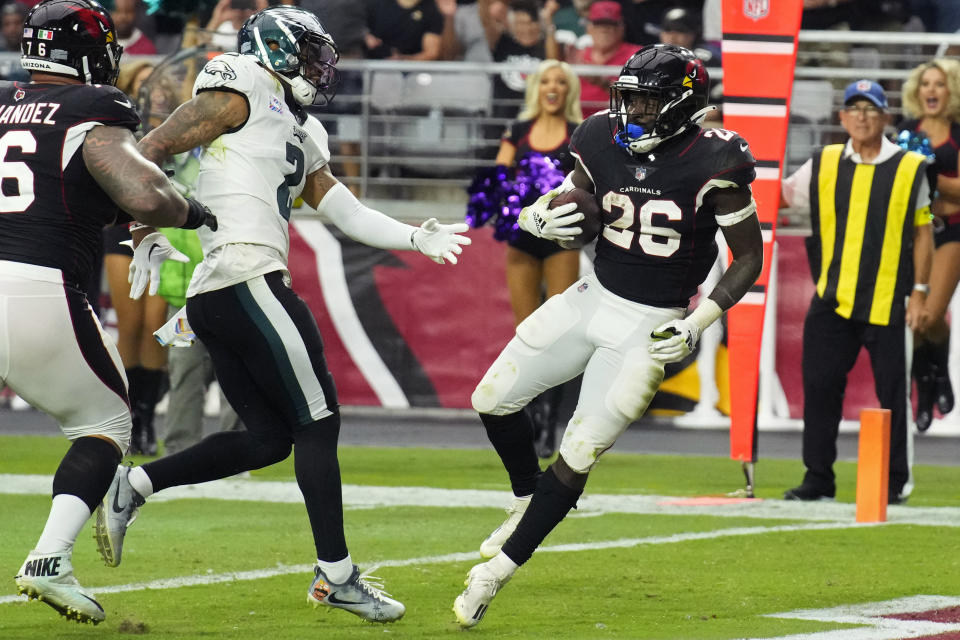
[570,113,756,308]
[0,81,139,288]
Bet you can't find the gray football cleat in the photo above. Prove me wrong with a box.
[453,561,510,628]
[15,551,105,624]
[94,465,145,567]
[307,564,405,623]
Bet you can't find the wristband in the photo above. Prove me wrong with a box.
[129,222,149,233]
[913,283,930,294]
[181,197,216,230]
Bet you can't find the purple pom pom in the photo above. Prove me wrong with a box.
[465,153,565,242]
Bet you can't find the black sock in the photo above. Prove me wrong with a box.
[53,436,122,512]
[501,467,582,566]
[134,368,166,434]
[125,366,143,406]
[292,413,348,562]
[480,412,541,496]
[143,430,291,492]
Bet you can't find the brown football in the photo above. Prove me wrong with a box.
[548,187,603,249]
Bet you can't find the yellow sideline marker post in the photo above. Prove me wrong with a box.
[856,408,891,523]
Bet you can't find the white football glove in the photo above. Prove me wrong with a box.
[518,188,584,242]
[648,318,701,364]
[126,232,190,300]
[412,218,472,264]
[648,299,724,364]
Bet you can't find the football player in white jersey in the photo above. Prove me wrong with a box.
[94,6,470,624]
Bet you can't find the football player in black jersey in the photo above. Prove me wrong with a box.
[454,44,764,628]
[4,0,215,626]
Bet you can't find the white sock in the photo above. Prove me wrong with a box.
[128,466,154,498]
[317,555,353,584]
[488,552,519,580]
[34,494,91,555]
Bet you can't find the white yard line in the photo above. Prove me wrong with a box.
[6,474,959,638]
[0,521,861,605]
[4,473,960,526]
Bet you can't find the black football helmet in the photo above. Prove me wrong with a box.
[609,44,710,154]
[238,7,340,106]
[20,0,122,85]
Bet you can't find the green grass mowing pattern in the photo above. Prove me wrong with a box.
[4,435,960,638]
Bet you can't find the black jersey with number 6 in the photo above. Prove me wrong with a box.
[570,113,756,308]
[0,81,139,288]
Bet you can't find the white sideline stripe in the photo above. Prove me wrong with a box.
[746,595,960,640]
[0,522,859,605]
[4,474,960,527]
[292,218,409,408]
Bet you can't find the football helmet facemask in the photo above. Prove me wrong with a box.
[609,44,711,155]
[238,7,340,106]
[20,0,122,85]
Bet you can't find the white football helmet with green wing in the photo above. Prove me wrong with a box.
[238,6,340,106]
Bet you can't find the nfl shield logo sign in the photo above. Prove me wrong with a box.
[635,166,646,181]
[744,0,769,20]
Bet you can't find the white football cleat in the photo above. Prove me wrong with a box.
[453,561,510,628]
[15,551,105,624]
[479,495,531,558]
[308,564,405,623]
[94,465,145,567]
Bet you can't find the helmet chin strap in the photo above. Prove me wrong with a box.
[276,72,317,105]
[618,102,717,155]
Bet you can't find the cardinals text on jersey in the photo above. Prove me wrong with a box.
[570,114,756,308]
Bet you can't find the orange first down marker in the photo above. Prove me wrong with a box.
[856,408,891,523]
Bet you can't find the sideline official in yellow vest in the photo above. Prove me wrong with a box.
[780,79,934,505]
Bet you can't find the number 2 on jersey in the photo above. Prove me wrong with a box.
[276,141,304,220]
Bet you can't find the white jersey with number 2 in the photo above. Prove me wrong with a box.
[187,52,330,296]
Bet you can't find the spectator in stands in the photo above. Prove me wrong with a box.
[474,0,552,122]
[0,2,29,81]
[439,0,493,62]
[899,59,960,433]
[493,59,583,457]
[205,0,267,51]
[801,0,857,29]
[0,1,27,51]
[114,0,157,55]
[364,0,443,60]
[566,1,639,116]
[781,80,933,505]
[910,0,960,34]
[620,0,674,46]
[301,0,368,195]
[658,6,718,67]
[551,0,592,53]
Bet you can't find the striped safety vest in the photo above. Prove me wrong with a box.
[808,144,929,326]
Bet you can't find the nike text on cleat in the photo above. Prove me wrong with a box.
[307,564,405,623]
[94,465,145,567]
[479,495,531,558]
[452,561,510,628]
[14,551,105,625]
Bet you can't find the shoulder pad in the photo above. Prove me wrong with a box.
[88,84,140,132]
[699,128,756,187]
[194,53,257,98]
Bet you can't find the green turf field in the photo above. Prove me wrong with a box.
[2,435,960,639]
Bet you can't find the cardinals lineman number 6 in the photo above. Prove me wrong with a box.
[0,130,36,213]
[601,192,682,257]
